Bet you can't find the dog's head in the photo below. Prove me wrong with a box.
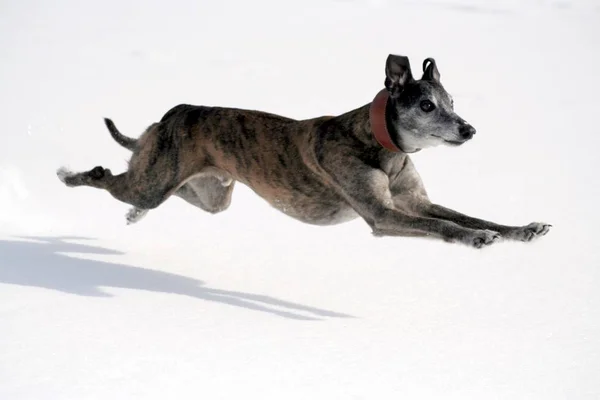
[383,54,475,153]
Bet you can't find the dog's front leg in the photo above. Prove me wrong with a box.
[416,203,551,242]
[384,154,551,243]
[322,158,500,248]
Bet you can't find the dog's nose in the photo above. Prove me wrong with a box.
[459,124,476,140]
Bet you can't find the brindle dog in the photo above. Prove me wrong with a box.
[57,54,551,248]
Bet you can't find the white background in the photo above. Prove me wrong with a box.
[1,0,599,398]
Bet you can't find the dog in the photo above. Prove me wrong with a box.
[57,54,551,248]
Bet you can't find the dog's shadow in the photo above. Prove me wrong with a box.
[0,236,352,320]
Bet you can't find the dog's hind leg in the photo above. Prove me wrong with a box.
[125,207,149,225]
[122,167,235,225]
[57,120,214,218]
[57,165,179,210]
[174,174,235,213]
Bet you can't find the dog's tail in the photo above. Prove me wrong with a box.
[104,118,137,151]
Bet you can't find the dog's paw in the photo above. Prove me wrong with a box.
[470,229,501,249]
[511,222,552,242]
[57,167,75,186]
[126,207,148,225]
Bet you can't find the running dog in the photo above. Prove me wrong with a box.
[57,54,551,248]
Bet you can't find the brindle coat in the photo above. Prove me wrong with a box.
[57,54,551,248]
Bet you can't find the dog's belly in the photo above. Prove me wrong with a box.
[246,182,359,226]
[276,199,358,225]
[270,197,359,225]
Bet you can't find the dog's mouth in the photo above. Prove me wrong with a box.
[432,135,468,146]
[444,139,466,146]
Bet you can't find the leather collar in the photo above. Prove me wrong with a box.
[369,88,403,152]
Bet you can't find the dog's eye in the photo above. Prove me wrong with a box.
[420,100,435,112]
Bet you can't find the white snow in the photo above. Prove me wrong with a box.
[1,0,599,399]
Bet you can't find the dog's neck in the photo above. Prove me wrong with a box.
[333,91,417,154]
[369,89,404,152]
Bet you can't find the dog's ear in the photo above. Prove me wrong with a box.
[385,54,414,97]
[422,58,441,82]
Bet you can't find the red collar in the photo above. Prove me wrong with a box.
[369,88,402,152]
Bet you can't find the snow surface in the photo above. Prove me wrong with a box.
[1,0,599,398]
